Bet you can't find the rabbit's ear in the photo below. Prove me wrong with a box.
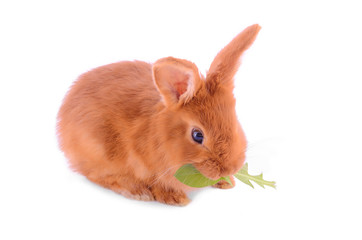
[153,57,202,107]
[207,24,261,92]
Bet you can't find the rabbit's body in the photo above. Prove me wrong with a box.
[57,24,261,205]
[58,61,192,203]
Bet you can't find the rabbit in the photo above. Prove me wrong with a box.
[57,24,261,206]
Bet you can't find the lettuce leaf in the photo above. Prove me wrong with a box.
[174,164,232,188]
[234,163,276,189]
[174,162,276,189]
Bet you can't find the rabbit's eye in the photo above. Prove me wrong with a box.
[191,128,204,144]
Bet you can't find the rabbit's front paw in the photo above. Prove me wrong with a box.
[151,186,190,206]
[212,176,235,189]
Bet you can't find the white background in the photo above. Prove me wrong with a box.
[1,0,361,239]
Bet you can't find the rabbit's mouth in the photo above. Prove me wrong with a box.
[193,160,225,180]
[193,158,242,180]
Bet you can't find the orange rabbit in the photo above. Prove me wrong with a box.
[57,24,261,206]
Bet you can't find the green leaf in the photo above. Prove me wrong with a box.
[174,164,221,188]
[234,163,276,189]
[174,162,276,189]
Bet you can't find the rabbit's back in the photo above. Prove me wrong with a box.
[57,61,160,175]
[67,60,159,119]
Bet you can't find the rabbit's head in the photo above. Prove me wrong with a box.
[152,24,261,179]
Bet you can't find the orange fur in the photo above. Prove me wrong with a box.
[57,24,261,206]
